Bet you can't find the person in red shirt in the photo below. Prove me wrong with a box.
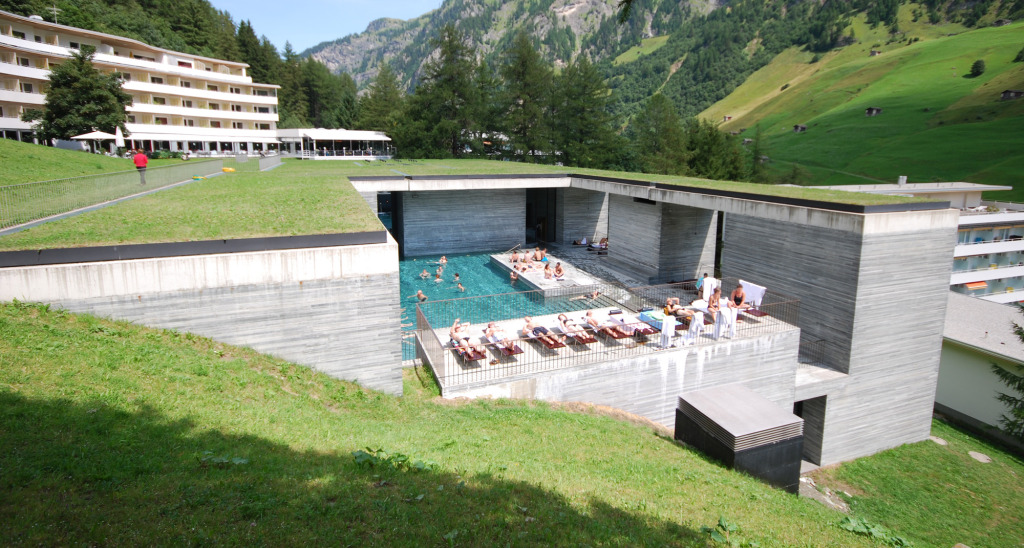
[132,150,148,185]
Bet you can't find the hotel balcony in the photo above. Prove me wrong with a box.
[0,88,44,105]
[122,81,277,105]
[127,103,277,122]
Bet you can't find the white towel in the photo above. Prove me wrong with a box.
[682,312,703,345]
[660,314,675,347]
[739,279,767,308]
[702,277,719,301]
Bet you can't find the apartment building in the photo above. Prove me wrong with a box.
[0,10,279,154]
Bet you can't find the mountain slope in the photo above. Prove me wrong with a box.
[703,12,1024,197]
[303,0,698,89]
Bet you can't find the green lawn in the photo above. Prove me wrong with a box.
[5,302,1021,546]
[0,160,381,250]
[0,138,184,186]
[704,14,1024,198]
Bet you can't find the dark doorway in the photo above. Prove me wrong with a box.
[525,188,557,243]
[793,396,826,465]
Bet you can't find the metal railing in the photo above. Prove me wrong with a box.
[0,159,223,230]
[415,280,801,389]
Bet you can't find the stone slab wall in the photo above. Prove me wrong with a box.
[659,205,717,282]
[0,241,403,395]
[399,189,525,257]
[556,186,608,245]
[444,330,800,428]
[606,194,662,283]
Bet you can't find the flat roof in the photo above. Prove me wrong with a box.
[0,9,250,68]
[812,182,1013,194]
[277,129,391,142]
[944,291,1024,363]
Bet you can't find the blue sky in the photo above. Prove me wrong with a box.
[210,0,444,53]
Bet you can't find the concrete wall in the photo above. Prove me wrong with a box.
[721,210,958,465]
[398,189,525,257]
[659,205,717,282]
[0,240,404,395]
[607,194,662,282]
[937,343,1023,428]
[556,187,608,244]
[444,329,801,428]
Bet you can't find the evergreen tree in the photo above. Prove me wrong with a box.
[684,117,745,181]
[469,59,503,157]
[398,25,479,158]
[356,64,404,134]
[499,32,554,162]
[970,59,986,77]
[551,55,620,168]
[991,310,1024,442]
[277,43,309,128]
[628,93,688,175]
[749,125,768,182]
[301,58,357,129]
[21,45,132,142]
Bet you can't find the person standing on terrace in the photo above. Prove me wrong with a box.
[133,149,148,185]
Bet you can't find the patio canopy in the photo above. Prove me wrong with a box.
[71,130,118,140]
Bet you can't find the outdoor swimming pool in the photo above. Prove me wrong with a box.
[399,251,604,359]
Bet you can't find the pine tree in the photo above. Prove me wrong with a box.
[628,93,688,175]
[356,64,404,134]
[499,32,554,163]
[992,309,1024,442]
[398,25,479,158]
[551,55,620,168]
[277,43,309,128]
[21,45,132,142]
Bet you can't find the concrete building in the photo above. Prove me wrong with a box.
[0,9,280,153]
[352,173,958,466]
[812,181,1024,304]
[938,292,1024,434]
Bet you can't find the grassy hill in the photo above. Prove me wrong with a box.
[1,301,1022,546]
[703,9,1024,201]
[0,139,139,186]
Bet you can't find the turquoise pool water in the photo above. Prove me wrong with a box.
[399,251,553,358]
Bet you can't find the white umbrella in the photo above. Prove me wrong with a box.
[71,130,118,140]
[114,126,125,148]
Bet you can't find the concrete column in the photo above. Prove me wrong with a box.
[556,187,608,244]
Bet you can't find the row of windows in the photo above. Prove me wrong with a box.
[121,73,274,96]
[127,115,272,130]
[141,97,275,114]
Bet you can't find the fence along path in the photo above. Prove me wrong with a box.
[0,159,223,231]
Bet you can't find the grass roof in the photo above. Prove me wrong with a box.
[1,157,931,252]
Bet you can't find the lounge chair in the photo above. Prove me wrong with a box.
[559,323,597,345]
[450,339,486,362]
[609,312,658,336]
[483,329,524,357]
[525,328,566,350]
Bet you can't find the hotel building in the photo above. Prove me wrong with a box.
[0,10,280,154]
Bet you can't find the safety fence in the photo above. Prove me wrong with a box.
[0,159,223,230]
[414,280,801,389]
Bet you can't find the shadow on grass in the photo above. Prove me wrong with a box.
[0,391,706,546]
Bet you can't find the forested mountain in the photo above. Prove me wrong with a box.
[303,0,702,89]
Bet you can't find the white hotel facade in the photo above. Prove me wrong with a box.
[0,10,391,157]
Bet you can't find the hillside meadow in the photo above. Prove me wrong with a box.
[705,10,1024,200]
[2,301,1022,546]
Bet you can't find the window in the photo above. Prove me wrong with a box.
[119,72,131,81]
[207,85,218,91]
[155,117,168,125]
[150,76,163,84]
[209,121,221,128]
[208,103,220,111]
[152,97,166,105]
[180,80,191,88]
[182,100,193,108]
[177,61,192,68]
[69,41,80,49]
[254,89,270,97]
[232,122,244,129]
[184,119,195,127]
[231,104,242,112]
[230,87,241,94]
[0,106,4,117]
[18,57,29,67]
[255,106,270,114]
[34,36,42,43]
[20,83,33,93]
[12,31,25,40]
[127,115,136,123]
[257,123,271,130]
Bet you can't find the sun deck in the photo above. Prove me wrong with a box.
[415,282,801,392]
[488,251,601,296]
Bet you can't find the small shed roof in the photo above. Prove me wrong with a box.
[944,292,1024,364]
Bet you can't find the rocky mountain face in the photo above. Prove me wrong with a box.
[303,0,697,89]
